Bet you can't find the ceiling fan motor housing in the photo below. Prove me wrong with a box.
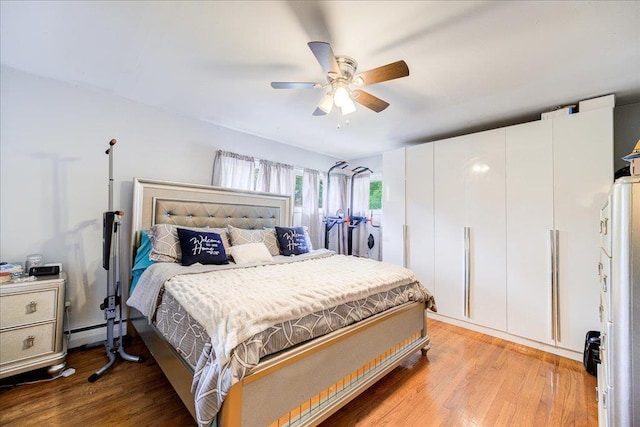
[333,56,357,81]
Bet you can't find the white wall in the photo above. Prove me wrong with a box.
[0,66,338,347]
[614,102,640,172]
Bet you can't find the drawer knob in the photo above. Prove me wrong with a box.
[24,335,36,349]
[27,301,38,313]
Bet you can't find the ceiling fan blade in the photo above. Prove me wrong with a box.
[352,89,390,113]
[308,41,342,77]
[312,107,327,116]
[354,60,409,86]
[271,82,321,89]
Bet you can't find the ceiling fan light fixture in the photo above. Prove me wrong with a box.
[333,85,350,108]
[318,92,334,114]
[340,97,356,115]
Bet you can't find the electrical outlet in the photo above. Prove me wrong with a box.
[65,300,71,311]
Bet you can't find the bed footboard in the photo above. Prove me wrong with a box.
[131,301,428,426]
[221,301,429,426]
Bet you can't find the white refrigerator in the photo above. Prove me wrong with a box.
[598,175,640,426]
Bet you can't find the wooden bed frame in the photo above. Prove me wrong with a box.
[128,178,431,426]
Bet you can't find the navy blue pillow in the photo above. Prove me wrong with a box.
[275,226,309,256]
[177,228,229,266]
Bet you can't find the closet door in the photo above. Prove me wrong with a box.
[553,108,613,352]
[505,120,554,344]
[406,143,434,294]
[382,148,406,266]
[465,128,507,330]
[434,136,467,319]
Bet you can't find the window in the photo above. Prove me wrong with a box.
[294,175,303,207]
[294,172,324,208]
[369,180,382,210]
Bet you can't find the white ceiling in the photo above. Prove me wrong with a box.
[1,1,639,159]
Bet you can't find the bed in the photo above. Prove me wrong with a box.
[126,178,436,427]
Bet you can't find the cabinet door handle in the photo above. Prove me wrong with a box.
[27,301,38,313]
[403,224,409,268]
[464,226,471,318]
[554,229,561,342]
[550,230,556,340]
[24,335,36,349]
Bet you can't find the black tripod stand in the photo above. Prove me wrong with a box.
[88,139,142,382]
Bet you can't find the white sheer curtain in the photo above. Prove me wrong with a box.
[211,150,255,190]
[255,159,295,197]
[325,173,349,253]
[327,174,349,217]
[351,172,371,257]
[302,168,323,249]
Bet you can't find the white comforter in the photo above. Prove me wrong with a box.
[129,250,429,366]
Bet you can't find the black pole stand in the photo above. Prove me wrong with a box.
[88,139,143,383]
[324,161,348,251]
[347,167,372,256]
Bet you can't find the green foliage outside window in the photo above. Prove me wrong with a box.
[369,181,382,210]
[294,175,303,207]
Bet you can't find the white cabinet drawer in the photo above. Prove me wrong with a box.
[597,363,608,427]
[0,289,57,328]
[0,323,55,364]
[600,321,613,389]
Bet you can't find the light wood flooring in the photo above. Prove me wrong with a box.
[0,319,597,426]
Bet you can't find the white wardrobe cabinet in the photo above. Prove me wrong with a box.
[405,143,435,295]
[552,108,613,352]
[505,119,555,345]
[383,106,613,359]
[505,109,612,353]
[381,147,406,267]
[434,128,507,330]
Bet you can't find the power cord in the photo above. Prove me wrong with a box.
[0,368,75,391]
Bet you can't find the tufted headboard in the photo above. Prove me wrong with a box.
[130,177,292,252]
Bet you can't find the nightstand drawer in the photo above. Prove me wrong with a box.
[0,289,57,328]
[0,323,55,364]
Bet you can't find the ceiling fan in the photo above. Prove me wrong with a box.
[271,41,409,116]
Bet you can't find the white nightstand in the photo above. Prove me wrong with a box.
[0,273,67,379]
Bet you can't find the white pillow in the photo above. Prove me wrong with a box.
[228,243,273,265]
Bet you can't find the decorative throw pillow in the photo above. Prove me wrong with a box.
[228,243,273,265]
[176,228,229,266]
[265,226,313,251]
[149,224,231,262]
[131,230,155,292]
[149,223,181,262]
[275,226,310,256]
[227,225,280,256]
